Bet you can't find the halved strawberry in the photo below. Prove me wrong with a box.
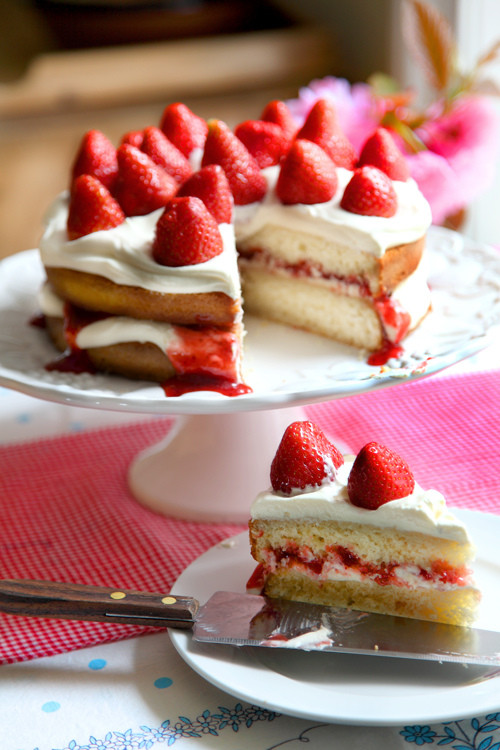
[202,119,267,205]
[114,144,177,216]
[67,175,125,240]
[71,129,118,191]
[159,102,208,158]
[270,421,344,495]
[347,441,415,510]
[276,139,338,205]
[296,99,357,169]
[152,196,223,267]
[340,165,397,218]
[234,119,290,168]
[358,128,410,181]
[141,126,192,184]
[177,164,233,224]
[260,99,297,141]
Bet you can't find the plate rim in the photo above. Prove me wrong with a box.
[169,508,500,726]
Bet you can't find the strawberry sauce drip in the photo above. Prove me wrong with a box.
[368,295,411,366]
[29,313,46,329]
[163,324,252,397]
[45,304,107,375]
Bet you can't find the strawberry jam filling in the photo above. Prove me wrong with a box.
[263,542,471,589]
[239,247,412,360]
[44,303,251,397]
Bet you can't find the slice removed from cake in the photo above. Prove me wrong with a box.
[248,422,480,626]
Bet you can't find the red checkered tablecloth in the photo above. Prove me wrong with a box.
[1,369,499,664]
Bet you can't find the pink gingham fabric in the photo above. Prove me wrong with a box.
[0,369,499,664]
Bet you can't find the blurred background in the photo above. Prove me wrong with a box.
[0,0,499,260]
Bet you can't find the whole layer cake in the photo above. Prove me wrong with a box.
[37,97,433,391]
[248,421,480,626]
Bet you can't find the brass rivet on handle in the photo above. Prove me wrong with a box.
[161,596,176,605]
[110,591,126,600]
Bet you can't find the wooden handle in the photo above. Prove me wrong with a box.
[0,579,198,629]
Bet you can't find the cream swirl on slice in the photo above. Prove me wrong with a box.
[250,457,471,544]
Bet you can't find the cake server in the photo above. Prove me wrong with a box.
[1,579,499,667]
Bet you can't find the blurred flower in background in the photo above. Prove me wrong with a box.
[287,0,500,227]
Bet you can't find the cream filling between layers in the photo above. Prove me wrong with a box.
[234,167,432,258]
[250,458,471,544]
[39,193,241,299]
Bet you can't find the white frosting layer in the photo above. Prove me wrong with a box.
[234,167,432,258]
[39,193,241,299]
[39,282,180,351]
[250,458,471,544]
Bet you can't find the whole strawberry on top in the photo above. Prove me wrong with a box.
[202,119,267,206]
[71,129,118,192]
[296,98,357,169]
[341,165,398,218]
[152,196,223,267]
[358,128,410,182]
[347,441,415,510]
[67,175,125,240]
[270,421,344,495]
[276,139,338,205]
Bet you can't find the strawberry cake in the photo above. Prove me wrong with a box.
[37,97,432,392]
[248,421,480,626]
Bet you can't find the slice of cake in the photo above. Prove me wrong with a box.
[39,132,250,396]
[248,421,480,626]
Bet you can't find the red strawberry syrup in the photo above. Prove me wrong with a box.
[40,304,252,397]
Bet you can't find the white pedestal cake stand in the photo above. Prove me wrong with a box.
[1,227,499,523]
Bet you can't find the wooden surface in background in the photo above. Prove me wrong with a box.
[0,26,334,260]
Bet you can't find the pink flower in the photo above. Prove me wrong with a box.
[413,96,500,222]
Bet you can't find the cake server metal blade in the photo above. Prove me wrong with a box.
[193,591,500,667]
[1,580,498,666]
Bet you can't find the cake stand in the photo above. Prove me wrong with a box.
[1,227,499,523]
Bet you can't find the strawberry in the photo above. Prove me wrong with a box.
[276,139,338,205]
[114,144,177,216]
[152,196,223,267]
[234,119,290,168]
[120,130,144,149]
[340,165,397,218]
[177,164,233,223]
[71,129,118,191]
[358,128,410,181]
[261,99,297,141]
[347,441,415,510]
[141,126,192,184]
[270,421,344,495]
[296,99,357,169]
[159,102,208,158]
[202,119,267,206]
[67,175,125,240]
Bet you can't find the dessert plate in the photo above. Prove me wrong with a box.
[0,227,499,416]
[170,509,500,726]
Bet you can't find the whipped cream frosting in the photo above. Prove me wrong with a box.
[39,283,180,351]
[250,457,471,544]
[39,193,241,300]
[235,166,432,257]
